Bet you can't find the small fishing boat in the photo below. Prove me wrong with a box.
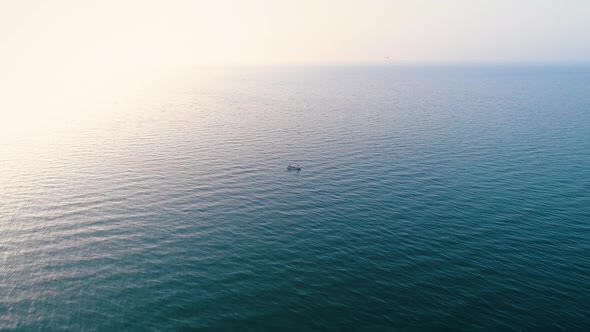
[287,163,301,170]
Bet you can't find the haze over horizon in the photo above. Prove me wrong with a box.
[2,0,589,133]
[2,0,590,69]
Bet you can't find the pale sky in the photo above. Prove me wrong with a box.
[1,0,590,69]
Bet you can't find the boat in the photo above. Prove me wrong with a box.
[287,163,301,170]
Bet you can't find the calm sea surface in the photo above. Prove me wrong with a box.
[1,66,590,330]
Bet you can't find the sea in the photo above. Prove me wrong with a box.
[1,65,589,331]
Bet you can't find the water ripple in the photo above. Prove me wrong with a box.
[1,66,590,330]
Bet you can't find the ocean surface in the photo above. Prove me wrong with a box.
[1,65,590,331]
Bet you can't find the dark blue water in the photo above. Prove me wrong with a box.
[2,66,590,330]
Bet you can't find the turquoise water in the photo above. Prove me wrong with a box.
[1,66,590,330]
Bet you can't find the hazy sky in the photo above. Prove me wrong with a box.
[1,0,589,145]
[2,0,590,124]
[2,0,590,69]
